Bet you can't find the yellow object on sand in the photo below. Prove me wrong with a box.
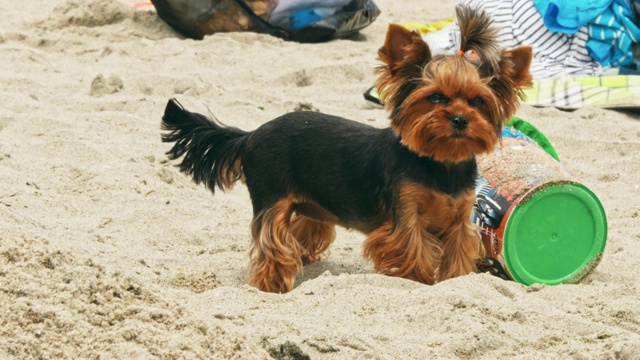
[401,19,454,34]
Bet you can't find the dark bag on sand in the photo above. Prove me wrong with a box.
[150,0,380,43]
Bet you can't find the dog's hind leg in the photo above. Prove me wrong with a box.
[289,215,336,265]
[248,198,302,293]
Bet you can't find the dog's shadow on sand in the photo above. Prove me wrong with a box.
[294,256,373,288]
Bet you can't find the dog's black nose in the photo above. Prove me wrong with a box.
[450,114,469,130]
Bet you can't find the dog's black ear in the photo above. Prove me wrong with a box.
[378,24,431,76]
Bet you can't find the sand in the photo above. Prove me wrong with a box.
[1,0,639,358]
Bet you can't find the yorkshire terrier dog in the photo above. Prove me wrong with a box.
[161,7,532,293]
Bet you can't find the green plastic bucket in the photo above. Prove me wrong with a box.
[473,124,607,285]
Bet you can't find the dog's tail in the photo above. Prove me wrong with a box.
[161,98,248,193]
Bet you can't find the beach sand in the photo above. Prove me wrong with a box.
[1,0,639,358]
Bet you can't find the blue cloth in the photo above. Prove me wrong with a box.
[533,0,612,34]
[587,2,640,66]
[533,0,640,67]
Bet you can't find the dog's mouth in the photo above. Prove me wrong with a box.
[451,130,466,139]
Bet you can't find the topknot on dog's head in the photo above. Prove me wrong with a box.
[455,5,500,78]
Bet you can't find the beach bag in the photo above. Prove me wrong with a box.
[151,0,380,42]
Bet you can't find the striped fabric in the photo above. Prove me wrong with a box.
[524,74,640,109]
[533,0,640,67]
[585,1,640,67]
[449,0,602,79]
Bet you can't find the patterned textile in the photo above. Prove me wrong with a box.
[450,0,602,78]
[523,75,640,109]
[586,1,640,67]
[534,0,640,67]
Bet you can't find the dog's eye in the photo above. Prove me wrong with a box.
[428,93,448,105]
[469,97,484,107]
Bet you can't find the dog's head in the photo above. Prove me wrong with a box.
[376,6,532,163]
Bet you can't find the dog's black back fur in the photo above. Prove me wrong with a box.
[161,99,478,232]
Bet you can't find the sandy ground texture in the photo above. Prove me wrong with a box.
[1,0,640,358]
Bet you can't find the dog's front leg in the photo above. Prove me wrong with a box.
[363,183,443,285]
[438,190,485,281]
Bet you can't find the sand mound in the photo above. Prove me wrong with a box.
[1,0,640,358]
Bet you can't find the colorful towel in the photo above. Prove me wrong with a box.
[532,0,611,34]
[533,0,640,68]
[523,75,640,109]
[587,1,640,67]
